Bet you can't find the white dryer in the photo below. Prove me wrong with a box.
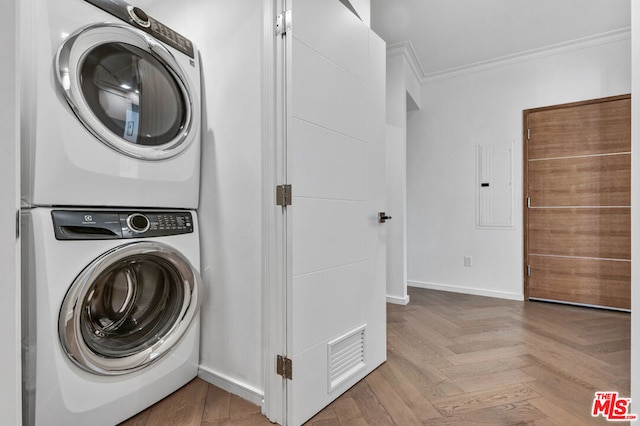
[21,0,202,209]
[21,208,202,425]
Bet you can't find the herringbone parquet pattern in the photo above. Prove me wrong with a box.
[121,288,631,425]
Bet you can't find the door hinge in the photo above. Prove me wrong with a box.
[276,355,292,380]
[527,197,531,208]
[276,184,292,207]
[527,128,530,140]
[276,10,292,37]
[527,265,531,277]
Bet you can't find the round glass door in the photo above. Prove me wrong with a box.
[59,242,201,375]
[57,24,194,160]
[80,42,184,147]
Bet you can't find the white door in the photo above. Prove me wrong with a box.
[282,1,387,424]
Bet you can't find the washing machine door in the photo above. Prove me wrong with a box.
[59,241,201,375]
[56,23,194,160]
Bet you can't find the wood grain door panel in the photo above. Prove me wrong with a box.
[527,98,630,160]
[528,256,630,310]
[525,95,631,310]
[528,208,630,260]
[528,154,630,207]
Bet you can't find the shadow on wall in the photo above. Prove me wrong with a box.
[197,64,228,366]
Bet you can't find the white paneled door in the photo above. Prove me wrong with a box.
[281,1,387,424]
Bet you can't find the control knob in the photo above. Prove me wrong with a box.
[128,6,151,28]
[127,213,150,233]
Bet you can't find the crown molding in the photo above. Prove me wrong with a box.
[421,27,631,84]
[387,40,426,83]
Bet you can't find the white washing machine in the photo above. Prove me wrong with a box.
[21,0,202,209]
[21,207,202,425]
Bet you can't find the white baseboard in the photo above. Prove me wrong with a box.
[408,280,524,302]
[386,294,410,305]
[198,366,264,407]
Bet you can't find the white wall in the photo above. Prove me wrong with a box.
[385,48,421,305]
[385,54,407,305]
[349,0,370,26]
[196,1,264,401]
[407,35,631,300]
[136,0,265,401]
[631,0,639,412]
[1,1,21,424]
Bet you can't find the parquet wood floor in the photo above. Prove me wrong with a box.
[120,288,630,425]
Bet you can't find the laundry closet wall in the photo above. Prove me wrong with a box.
[137,0,374,405]
[136,0,266,400]
[1,1,21,424]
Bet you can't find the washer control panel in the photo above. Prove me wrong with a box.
[84,0,195,58]
[52,210,194,240]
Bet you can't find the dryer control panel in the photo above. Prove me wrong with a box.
[52,210,194,240]
[84,0,195,58]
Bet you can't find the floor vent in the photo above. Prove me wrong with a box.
[327,325,366,393]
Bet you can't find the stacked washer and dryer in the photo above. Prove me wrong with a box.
[20,0,203,424]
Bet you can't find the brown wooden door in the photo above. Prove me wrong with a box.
[524,95,631,310]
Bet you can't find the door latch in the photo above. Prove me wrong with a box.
[378,212,392,223]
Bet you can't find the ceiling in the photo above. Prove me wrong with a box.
[370,0,631,77]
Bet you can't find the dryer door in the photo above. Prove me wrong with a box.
[56,23,194,160]
[59,241,201,375]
